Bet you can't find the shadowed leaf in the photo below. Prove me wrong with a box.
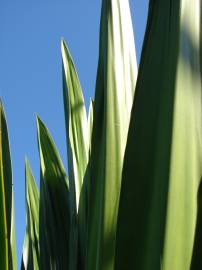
[37,116,70,270]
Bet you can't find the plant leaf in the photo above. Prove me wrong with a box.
[77,99,94,268]
[61,39,90,270]
[61,39,89,209]
[0,102,17,270]
[36,116,70,269]
[88,99,94,154]
[115,1,202,270]
[21,158,39,270]
[86,0,137,269]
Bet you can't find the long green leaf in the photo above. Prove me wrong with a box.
[61,39,89,270]
[0,102,17,270]
[115,1,202,270]
[21,159,39,270]
[36,116,70,269]
[61,39,89,209]
[86,0,137,269]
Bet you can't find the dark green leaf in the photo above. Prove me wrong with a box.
[37,116,70,269]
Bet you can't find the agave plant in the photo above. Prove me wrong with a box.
[0,0,202,269]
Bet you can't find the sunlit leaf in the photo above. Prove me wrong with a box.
[116,1,202,270]
[86,0,137,269]
[61,39,90,270]
[61,39,89,209]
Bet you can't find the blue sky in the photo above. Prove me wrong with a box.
[0,0,148,267]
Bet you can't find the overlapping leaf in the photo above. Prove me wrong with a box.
[86,0,137,269]
[37,117,70,269]
[0,102,17,270]
[115,1,202,270]
[21,159,39,270]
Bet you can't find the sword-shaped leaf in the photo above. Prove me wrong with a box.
[61,39,89,209]
[21,159,39,270]
[86,0,137,269]
[116,1,202,270]
[0,102,17,270]
[61,40,90,270]
[36,116,70,269]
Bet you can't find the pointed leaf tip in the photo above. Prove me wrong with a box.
[61,38,66,50]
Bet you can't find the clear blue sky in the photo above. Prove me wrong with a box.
[0,0,148,267]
